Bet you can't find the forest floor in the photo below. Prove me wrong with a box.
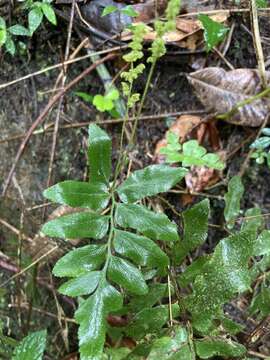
[1,1,270,359]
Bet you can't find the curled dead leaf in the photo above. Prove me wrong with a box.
[185,166,216,193]
[187,67,270,127]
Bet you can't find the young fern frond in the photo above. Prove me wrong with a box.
[42,124,187,358]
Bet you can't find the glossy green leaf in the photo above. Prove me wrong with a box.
[177,199,209,262]
[115,203,179,241]
[41,212,109,239]
[117,165,187,203]
[28,8,43,35]
[185,230,255,325]
[198,14,229,51]
[53,245,106,277]
[59,271,101,297]
[12,330,47,360]
[148,327,194,360]
[88,124,112,183]
[125,304,179,340]
[253,230,270,255]
[114,230,169,268]
[75,280,123,359]
[195,338,246,358]
[224,175,244,229]
[43,181,109,211]
[41,3,57,25]
[8,25,29,36]
[108,256,148,295]
[102,5,118,17]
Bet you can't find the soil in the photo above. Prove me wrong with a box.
[1,1,270,359]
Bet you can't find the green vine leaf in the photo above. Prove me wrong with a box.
[114,230,169,269]
[108,256,148,295]
[198,14,229,51]
[53,245,107,277]
[224,175,244,229]
[194,337,246,358]
[41,212,109,239]
[117,165,187,203]
[43,181,110,211]
[88,124,112,184]
[75,280,123,359]
[115,203,179,241]
[12,330,47,360]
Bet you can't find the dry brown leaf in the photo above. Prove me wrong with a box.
[187,67,270,127]
[176,18,200,33]
[170,115,202,139]
[185,166,217,193]
[135,12,228,48]
[134,0,167,23]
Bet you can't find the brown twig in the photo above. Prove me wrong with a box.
[46,0,76,189]
[0,110,206,144]
[250,0,267,88]
[0,46,125,91]
[1,52,116,196]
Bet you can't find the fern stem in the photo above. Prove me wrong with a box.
[130,60,156,143]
